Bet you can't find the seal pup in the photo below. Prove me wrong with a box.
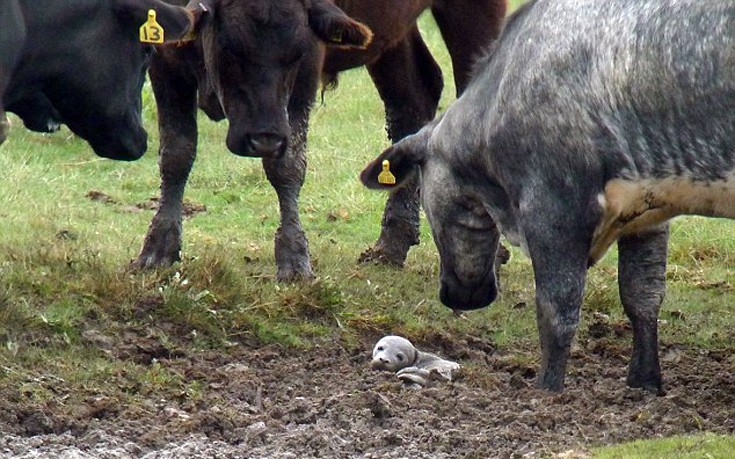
[371,335,460,387]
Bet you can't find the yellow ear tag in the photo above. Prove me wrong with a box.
[378,160,396,185]
[140,9,165,44]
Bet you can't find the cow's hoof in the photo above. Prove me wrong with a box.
[129,242,180,270]
[495,244,511,265]
[536,369,566,392]
[276,264,315,282]
[536,380,565,392]
[131,220,182,270]
[129,253,178,271]
[627,375,665,396]
[358,244,408,267]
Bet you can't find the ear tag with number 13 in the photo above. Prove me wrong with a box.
[140,9,164,44]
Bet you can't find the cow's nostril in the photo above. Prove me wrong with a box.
[249,133,284,154]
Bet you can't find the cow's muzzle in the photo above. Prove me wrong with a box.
[439,269,498,311]
[249,133,285,154]
[89,127,148,161]
[227,131,288,158]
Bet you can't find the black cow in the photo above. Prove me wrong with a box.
[0,0,194,158]
[132,0,507,281]
[361,0,735,393]
[131,0,373,280]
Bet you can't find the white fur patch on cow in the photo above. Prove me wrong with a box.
[591,175,735,263]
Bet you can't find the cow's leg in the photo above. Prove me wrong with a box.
[132,52,198,269]
[261,60,317,281]
[0,0,25,145]
[618,224,669,395]
[359,27,443,266]
[431,0,507,94]
[524,210,590,391]
[262,133,313,281]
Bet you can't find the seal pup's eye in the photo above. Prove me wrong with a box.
[377,346,384,351]
[396,354,404,361]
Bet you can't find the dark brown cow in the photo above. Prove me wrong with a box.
[133,0,507,280]
[331,0,507,266]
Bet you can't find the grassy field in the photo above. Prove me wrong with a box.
[0,2,733,457]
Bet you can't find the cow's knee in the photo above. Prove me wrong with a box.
[262,128,308,189]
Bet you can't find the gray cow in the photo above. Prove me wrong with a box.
[361,0,735,393]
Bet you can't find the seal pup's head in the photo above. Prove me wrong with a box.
[371,335,418,372]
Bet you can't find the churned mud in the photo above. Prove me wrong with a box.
[85,190,207,218]
[1,323,733,458]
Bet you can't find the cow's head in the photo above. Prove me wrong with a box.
[360,124,501,311]
[32,0,195,160]
[184,0,372,157]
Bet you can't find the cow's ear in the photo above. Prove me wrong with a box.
[360,129,431,191]
[112,0,200,43]
[180,1,214,42]
[308,0,373,49]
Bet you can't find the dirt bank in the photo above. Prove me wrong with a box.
[1,329,733,458]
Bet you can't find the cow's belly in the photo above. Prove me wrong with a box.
[590,176,735,263]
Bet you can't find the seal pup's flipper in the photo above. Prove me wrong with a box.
[396,366,431,387]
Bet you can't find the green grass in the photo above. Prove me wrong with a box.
[590,433,735,459]
[0,3,732,454]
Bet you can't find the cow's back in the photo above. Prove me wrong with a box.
[323,0,432,73]
[433,0,735,263]
[452,0,735,183]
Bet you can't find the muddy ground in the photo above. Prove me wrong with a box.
[0,323,733,459]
